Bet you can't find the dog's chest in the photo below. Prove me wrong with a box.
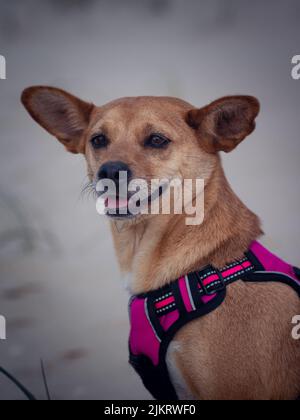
[166,341,195,400]
[123,272,134,293]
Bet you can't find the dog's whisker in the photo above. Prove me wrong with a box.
[79,181,97,201]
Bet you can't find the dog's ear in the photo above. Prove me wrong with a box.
[186,96,260,153]
[21,86,94,154]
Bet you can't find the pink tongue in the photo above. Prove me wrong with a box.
[106,197,128,209]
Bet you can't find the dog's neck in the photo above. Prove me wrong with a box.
[110,164,262,295]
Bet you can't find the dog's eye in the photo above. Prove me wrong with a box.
[90,134,109,149]
[145,134,171,149]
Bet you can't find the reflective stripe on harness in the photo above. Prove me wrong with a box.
[129,241,300,400]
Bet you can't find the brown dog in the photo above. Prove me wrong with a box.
[21,87,300,400]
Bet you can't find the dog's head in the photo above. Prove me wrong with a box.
[21,87,259,220]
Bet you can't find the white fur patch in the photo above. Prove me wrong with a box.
[123,272,134,293]
[166,341,195,400]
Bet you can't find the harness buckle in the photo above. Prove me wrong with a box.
[196,267,226,296]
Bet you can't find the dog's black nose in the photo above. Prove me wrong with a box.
[97,161,132,184]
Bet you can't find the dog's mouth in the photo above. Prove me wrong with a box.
[104,196,133,219]
[98,184,168,219]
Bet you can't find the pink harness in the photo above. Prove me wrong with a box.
[129,241,300,400]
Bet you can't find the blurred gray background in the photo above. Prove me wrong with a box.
[0,0,299,400]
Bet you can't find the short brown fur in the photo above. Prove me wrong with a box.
[21,86,300,400]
